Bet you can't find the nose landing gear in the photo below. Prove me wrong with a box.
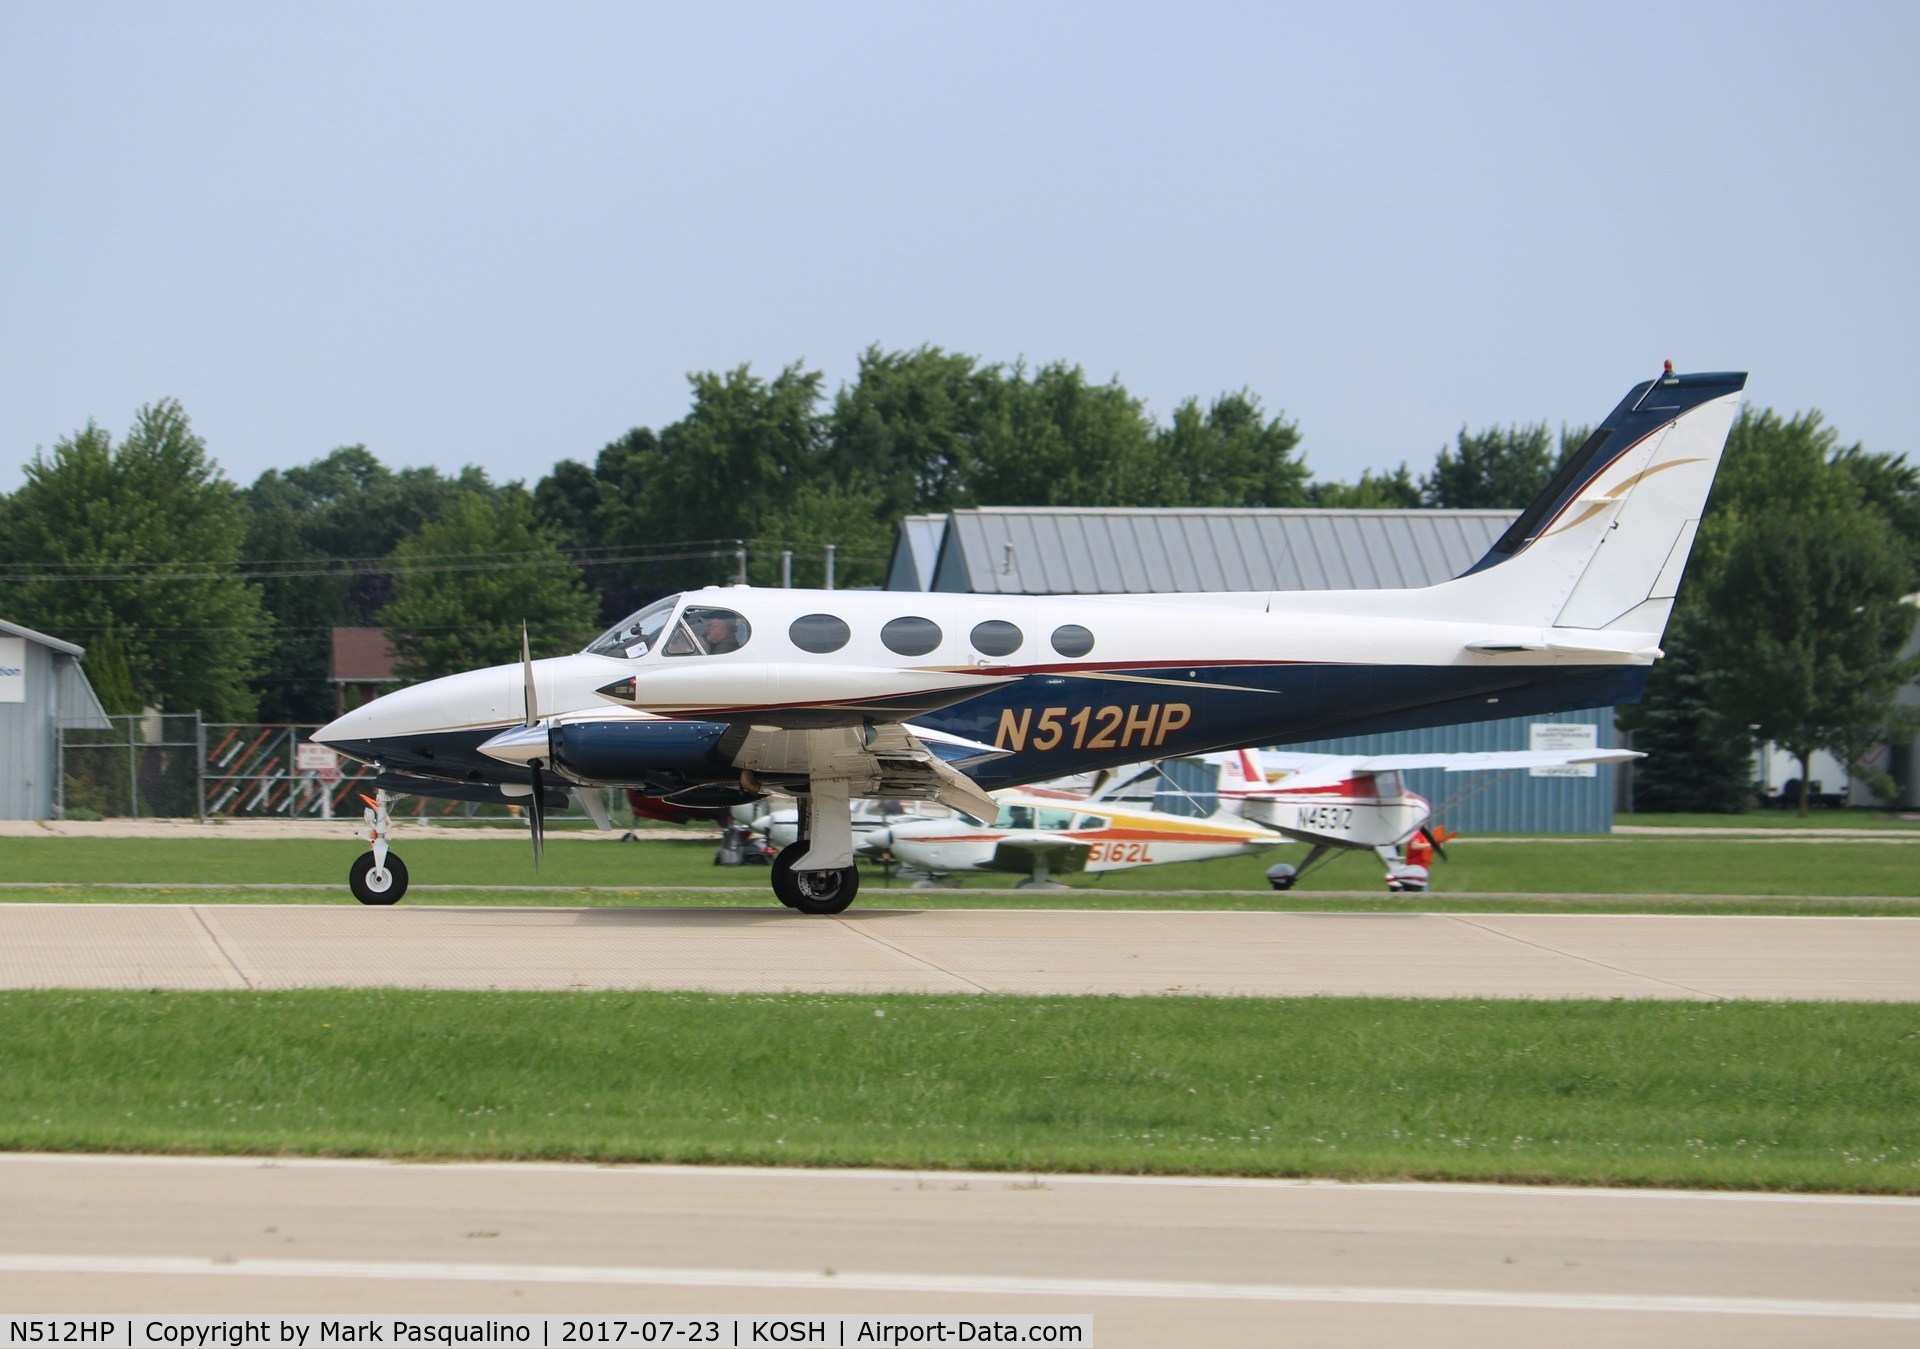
[348,789,409,905]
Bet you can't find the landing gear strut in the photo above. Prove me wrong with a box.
[769,780,860,914]
[348,789,409,905]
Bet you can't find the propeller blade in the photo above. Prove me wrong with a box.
[1422,825,1448,863]
[521,622,538,729]
[522,620,545,871]
[528,762,546,872]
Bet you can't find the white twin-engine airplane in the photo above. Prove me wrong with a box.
[313,365,1746,913]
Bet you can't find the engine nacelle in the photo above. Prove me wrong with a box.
[549,719,733,790]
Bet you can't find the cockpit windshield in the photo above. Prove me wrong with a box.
[586,594,681,658]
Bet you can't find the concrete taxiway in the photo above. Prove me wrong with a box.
[2,1154,1917,1346]
[0,903,1916,1000]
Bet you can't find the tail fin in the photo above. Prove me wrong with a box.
[1436,366,1747,635]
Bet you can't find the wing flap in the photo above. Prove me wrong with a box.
[727,721,999,822]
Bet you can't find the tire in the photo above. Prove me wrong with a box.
[770,841,859,915]
[349,850,409,905]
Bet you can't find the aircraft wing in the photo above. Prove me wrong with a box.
[1253,747,1643,791]
[985,834,1093,875]
[721,722,1001,823]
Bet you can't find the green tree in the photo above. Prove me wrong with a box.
[1630,407,1920,814]
[1154,391,1309,507]
[536,428,670,622]
[1616,609,1754,813]
[1704,507,1917,814]
[971,361,1164,506]
[381,492,600,683]
[0,400,264,718]
[826,345,1001,516]
[1306,465,1423,508]
[1421,422,1589,508]
[1831,444,1920,589]
[572,365,826,601]
[747,483,895,589]
[81,628,142,717]
[243,448,502,721]
[655,363,826,538]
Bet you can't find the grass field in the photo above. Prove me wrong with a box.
[5,825,1914,1193]
[1,988,1913,1193]
[1,833,1914,903]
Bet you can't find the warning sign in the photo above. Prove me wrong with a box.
[297,743,341,780]
[1529,722,1599,777]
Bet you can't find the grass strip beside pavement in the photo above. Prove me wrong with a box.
[1,834,1917,898]
[1,989,1914,1193]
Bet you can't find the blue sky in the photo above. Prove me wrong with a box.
[3,2,1914,494]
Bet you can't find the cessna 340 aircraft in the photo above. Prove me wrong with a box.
[313,365,1745,913]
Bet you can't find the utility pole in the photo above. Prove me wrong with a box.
[781,550,792,587]
[824,543,836,590]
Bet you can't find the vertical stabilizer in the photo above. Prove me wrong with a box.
[1425,367,1746,636]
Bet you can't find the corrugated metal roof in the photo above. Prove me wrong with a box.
[900,507,1519,594]
[0,617,84,658]
[886,515,948,591]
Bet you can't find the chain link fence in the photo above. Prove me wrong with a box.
[203,723,383,819]
[57,713,206,820]
[58,719,604,823]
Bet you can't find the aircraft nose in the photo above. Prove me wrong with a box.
[312,701,376,747]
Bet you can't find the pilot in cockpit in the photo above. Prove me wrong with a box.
[701,612,742,654]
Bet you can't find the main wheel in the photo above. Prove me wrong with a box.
[770,841,859,915]
[349,850,409,905]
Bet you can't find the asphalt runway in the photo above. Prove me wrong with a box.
[2,1155,1917,1346]
[6,904,1918,1344]
[1,903,1917,999]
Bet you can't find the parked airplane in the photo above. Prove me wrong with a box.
[1104,745,1640,891]
[313,365,1745,912]
[761,786,1281,888]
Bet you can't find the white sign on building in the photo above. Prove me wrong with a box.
[0,637,25,704]
[1529,721,1598,776]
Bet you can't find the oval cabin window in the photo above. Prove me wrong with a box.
[1050,624,1095,657]
[880,616,943,657]
[789,613,851,654]
[970,620,1023,657]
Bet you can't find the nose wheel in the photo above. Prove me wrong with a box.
[349,850,409,905]
[346,787,409,905]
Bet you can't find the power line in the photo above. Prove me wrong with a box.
[2,543,891,585]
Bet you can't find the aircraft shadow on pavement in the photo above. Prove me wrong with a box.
[568,906,925,928]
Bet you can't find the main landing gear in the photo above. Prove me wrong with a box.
[769,780,861,914]
[770,841,860,914]
[348,789,409,905]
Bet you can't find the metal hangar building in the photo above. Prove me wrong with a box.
[0,618,110,820]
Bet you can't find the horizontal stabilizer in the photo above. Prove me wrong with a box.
[1254,747,1642,791]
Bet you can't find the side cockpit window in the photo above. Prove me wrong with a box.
[664,606,751,657]
[587,594,680,658]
